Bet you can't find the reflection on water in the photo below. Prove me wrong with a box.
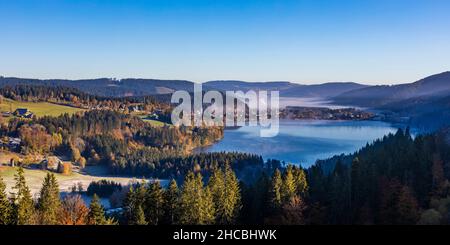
[196,120,400,167]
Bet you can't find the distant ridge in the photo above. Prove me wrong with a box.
[2,72,449,101]
[204,80,368,98]
[0,77,195,97]
[332,71,450,107]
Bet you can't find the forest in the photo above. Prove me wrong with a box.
[2,128,450,225]
[2,85,450,225]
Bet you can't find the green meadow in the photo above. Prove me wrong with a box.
[0,98,84,117]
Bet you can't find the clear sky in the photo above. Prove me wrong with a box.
[1,0,449,84]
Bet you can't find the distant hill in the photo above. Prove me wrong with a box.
[0,77,195,97]
[0,76,369,99]
[328,71,450,131]
[379,94,450,131]
[332,71,450,107]
[204,80,368,98]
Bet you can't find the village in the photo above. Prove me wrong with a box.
[280,106,375,121]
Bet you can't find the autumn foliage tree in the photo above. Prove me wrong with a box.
[60,194,89,225]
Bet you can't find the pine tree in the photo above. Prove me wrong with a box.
[163,179,179,224]
[12,167,35,225]
[270,169,283,210]
[124,186,147,225]
[145,181,164,225]
[207,165,225,222]
[88,194,107,225]
[281,165,296,202]
[220,164,241,224]
[0,177,12,225]
[37,172,61,224]
[350,157,362,221]
[200,186,216,225]
[179,171,204,224]
[134,205,148,225]
[293,166,308,196]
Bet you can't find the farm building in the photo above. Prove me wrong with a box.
[41,156,63,171]
[13,108,34,118]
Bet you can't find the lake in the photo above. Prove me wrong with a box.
[196,120,401,167]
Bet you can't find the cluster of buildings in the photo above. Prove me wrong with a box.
[0,137,21,151]
[281,106,374,120]
[1,108,34,119]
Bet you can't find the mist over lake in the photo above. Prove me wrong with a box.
[196,120,400,167]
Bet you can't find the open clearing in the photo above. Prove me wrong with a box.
[0,166,151,198]
[0,98,84,117]
[138,115,167,127]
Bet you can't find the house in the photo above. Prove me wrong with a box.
[13,108,34,118]
[9,137,21,147]
[1,137,22,150]
[1,111,11,117]
[148,112,159,120]
[41,156,63,171]
[128,105,141,112]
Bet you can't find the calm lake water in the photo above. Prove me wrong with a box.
[196,120,401,167]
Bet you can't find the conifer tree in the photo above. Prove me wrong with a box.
[293,167,308,196]
[200,186,216,225]
[179,171,204,224]
[12,167,35,225]
[88,194,107,225]
[134,205,148,225]
[124,186,147,225]
[270,169,283,210]
[145,181,164,225]
[0,177,12,225]
[281,166,296,203]
[207,166,225,221]
[220,164,241,224]
[163,179,179,224]
[37,172,61,225]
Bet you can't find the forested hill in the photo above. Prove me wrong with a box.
[0,76,194,97]
[332,71,450,107]
[0,76,369,98]
[204,80,368,98]
[302,127,450,224]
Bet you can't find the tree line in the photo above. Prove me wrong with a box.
[1,110,225,177]
[0,84,168,112]
[0,168,115,225]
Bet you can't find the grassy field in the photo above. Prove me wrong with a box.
[0,98,84,117]
[0,166,151,197]
[138,115,167,127]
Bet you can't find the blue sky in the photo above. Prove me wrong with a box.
[1,0,449,84]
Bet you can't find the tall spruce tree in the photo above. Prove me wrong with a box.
[0,177,12,225]
[163,179,179,224]
[134,205,148,225]
[200,186,216,225]
[281,165,296,203]
[179,171,205,224]
[124,186,148,225]
[37,172,61,224]
[220,164,241,224]
[207,165,225,222]
[88,194,107,225]
[145,181,164,225]
[293,166,308,196]
[12,167,35,225]
[270,169,283,210]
